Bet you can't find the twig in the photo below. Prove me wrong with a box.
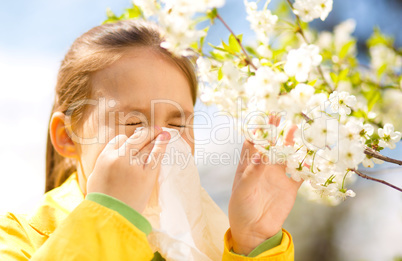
[216,13,258,70]
[364,147,402,166]
[300,112,313,124]
[349,168,402,193]
[301,112,402,166]
[285,0,333,92]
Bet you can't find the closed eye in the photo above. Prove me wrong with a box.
[125,122,142,126]
[168,124,186,128]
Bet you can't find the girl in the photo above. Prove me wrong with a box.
[0,20,301,260]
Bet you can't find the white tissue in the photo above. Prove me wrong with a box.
[136,127,229,261]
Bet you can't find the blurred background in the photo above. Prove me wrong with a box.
[0,0,401,260]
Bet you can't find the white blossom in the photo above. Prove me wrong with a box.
[334,19,356,53]
[257,44,272,58]
[244,0,278,44]
[317,31,333,50]
[305,93,328,118]
[133,0,158,17]
[245,66,282,98]
[221,61,241,85]
[159,11,206,56]
[329,91,356,115]
[340,119,363,142]
[363,123,374,136]
[286,157,311,182]
[293,0,333,23]
[370,44,402,72]
[284,44,322,82]
[338,140,365,169]
[162,0,225,14]
[302,118,330,150]
[378,123,401,149]
[196,57,218,83]
[290,83,315,106]
[362,156,384,168]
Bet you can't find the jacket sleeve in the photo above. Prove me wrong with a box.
[222,228,294,261]
[0,212,36,260]
[0,198,155,261]
[30,197,155,260]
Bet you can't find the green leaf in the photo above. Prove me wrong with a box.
[350,72,361,85]
[351,109,368,120]
[229,34,241,53]
[206,8,218,21]
[210,51,226,61]
[330,72,338,84]
[208,42,231,54]
[222,40,233,53]
[218,67,223,81]
[377,63,387,78]
[338,68,349,81]
[308,79,317,86]
[339,40,355,59]
[366,89,381,111]
[106,7,117,19]
[122,5,142,19]
[367,27,394,48]
[245,46,258,57]
[103,7,119,24]
[190,41,198,50]
[193,15,210,24]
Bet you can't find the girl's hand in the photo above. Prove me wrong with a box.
[87,127,170,214]
[228,124,302,255]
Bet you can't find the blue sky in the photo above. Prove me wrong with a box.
[1,0,401,58]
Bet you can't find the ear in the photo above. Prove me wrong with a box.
[49,112,78,158]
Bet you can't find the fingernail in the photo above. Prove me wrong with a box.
[135,127,145,133]
[156,131,170,141]
[154,125,162,132]
[251,153,261,164]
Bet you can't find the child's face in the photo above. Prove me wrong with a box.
[74,46,195,184]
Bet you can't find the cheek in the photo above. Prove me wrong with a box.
[75,117,115,176]
[180,128,195,155]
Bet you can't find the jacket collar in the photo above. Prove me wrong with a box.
[28,172,84,236]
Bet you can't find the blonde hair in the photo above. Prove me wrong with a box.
[45,20,198,192]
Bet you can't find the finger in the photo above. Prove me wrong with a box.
[233,140,259,189]
[268,113,281,127]
[291,178,304,189]
[132,131,171,166]
[145,131,171,170]
[237,155,265,187]
[121,126,162,155]
[284,124,298,146]
[236,140,259,174]
[104,134,128,151]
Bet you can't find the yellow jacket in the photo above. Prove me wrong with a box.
[0,173,294,260]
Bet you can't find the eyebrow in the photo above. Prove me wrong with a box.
[166,109,193,119]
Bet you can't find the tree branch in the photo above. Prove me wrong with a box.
[349,168,402,193]
[301,112,402,166]
[364,147,402,166]
[216,13,258,70]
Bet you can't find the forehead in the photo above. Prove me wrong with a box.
[90,47,194,114]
